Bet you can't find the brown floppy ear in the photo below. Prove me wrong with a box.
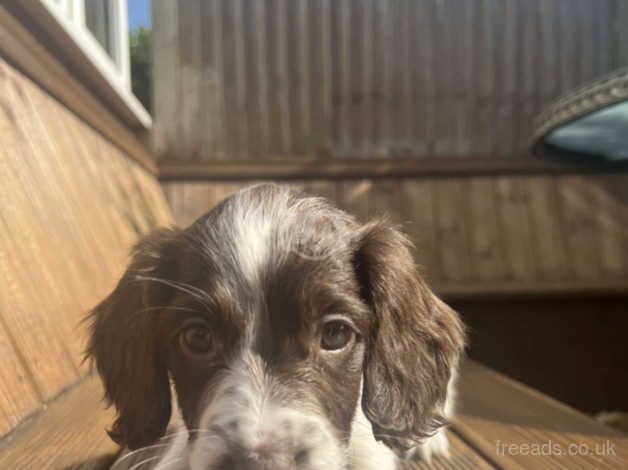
[86,228,181,449]
[354,221,465,455]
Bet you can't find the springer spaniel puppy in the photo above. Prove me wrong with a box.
[88,184,464,470]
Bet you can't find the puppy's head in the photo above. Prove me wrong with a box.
[88,184,464,469]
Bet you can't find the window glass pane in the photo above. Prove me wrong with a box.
[85,0,118,63]
[545,101,628,161]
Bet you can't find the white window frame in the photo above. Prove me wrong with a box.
[34,0,150,128]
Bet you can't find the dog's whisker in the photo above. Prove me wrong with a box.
[132,275,213,310]
[154,457,182,470]
[127,455,161,470]
[112,444,173,468]
[192,434,225,447]
[194,435,221,442]
[158,428,210,441]
[133,276,209,301]
[129,305,198,319]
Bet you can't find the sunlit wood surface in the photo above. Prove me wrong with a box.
[161,176,628,297]
[0,55,171,441]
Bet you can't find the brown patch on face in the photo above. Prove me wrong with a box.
[163,281,245,430]
[251,253,371,439]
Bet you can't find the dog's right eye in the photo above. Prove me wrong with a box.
[180,323,212,355]
[321,320,354,351]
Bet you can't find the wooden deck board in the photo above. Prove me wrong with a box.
[1,361,626,469]
[402,432,496,469]
[0,376,117,470]
[453,360,628,469]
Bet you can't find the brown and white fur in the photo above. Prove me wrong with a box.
[87,184,465,470]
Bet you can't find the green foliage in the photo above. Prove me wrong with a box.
[130,27,152,113]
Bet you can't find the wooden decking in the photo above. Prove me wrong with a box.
[1,361,625,469]
[452,361,628,469]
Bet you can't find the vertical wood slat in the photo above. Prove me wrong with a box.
[495,178,536,281]
[432,179,472,283]
[589,176,628,278]
[399,180,441,282]
[306,0,332,156]
[415,0,436,156]
[615,0,628,68]
[432,0,451,156]
[497,0,517,155]
[319,0,332,155]
[252,0,270,157]
[538,0,559,104]
[355,0,372,157]
[398,0,412,154]
[457,0,475,156]
[335,0,352,156]
[370,180,400,223]
[519,0,539,155]
[232,0,248,158]
[151,0,179,159]
[558,0,579,94]
[302,180,337,204]
[201,0,226,160]
[219,0,237,158]
[178,0,202,160]
[336,180,371,222]
[374,0,393,157]
[274,0,292,155]
[242,1,259,158]
[295,0,311,156]
[477,0,497,156]
[466,178,508,281]
[558,177,604,281]
[577,0,595,85]
[525,177,570,281]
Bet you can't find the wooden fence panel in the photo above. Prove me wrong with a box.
[161,174,628,296]
[152,0,625,161]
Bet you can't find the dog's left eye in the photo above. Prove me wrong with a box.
[180,324,212,355]
[321,320,354,351]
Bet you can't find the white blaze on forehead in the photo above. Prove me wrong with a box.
[202,185,353,303]
[228,190,285,289]
[223,187,298,345]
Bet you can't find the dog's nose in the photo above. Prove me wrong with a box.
[217,445,301,470]
[252,440,278,460]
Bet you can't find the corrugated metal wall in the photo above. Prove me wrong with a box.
[151,0,625,161]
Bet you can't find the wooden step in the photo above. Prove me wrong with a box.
[0,375,117,470]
